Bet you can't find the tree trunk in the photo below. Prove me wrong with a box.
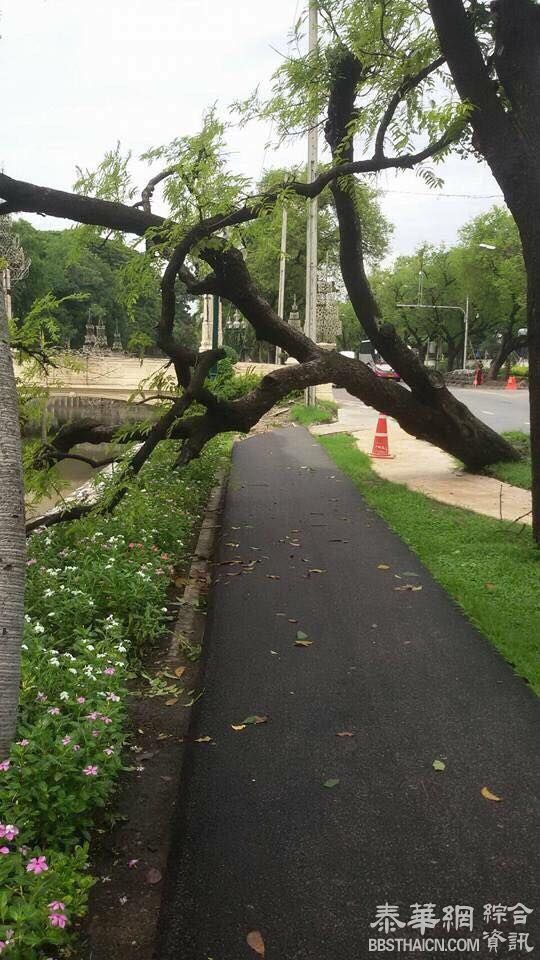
[0,289,26,757]
[489,335,513,381]
[521,238,540,542]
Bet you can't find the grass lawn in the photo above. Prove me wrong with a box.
[320,433,540,695]
[484,431,532,490]
[289,399,338,426]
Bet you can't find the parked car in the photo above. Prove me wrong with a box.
[369,360,401,381]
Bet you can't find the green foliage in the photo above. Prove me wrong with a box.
[511,365,529,378]
[370,205,527,369]
[0,438,230,957]
[321,433,540,694]
[209,357,261,401]
[239,0,464,169]
[11,220,195,354]
[241,167,390,330]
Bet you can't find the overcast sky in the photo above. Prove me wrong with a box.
[0,0,505,261]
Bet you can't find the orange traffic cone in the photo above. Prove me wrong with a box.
[371,415,394,459]
[505,375,518,391]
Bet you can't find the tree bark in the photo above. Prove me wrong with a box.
[427,0,540,539]
[0,289,26,756]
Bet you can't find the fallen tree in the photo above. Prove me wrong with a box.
[1,7,525,547]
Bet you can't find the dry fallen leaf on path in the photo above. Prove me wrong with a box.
[394,584,423,592]
[231,724,246,732]
[225,542,240,548]
[266,575,280,580]
[308,568,326,575]
[195,736,213,743]
[165,698,178,706]
[242,715,269,726]
[295,639,313,647]
[247,930,265,956]
[337,731,355,738]
[481,786,503,802]
[175,667,186,678]
[146,867,162,885]
[276,613,286,617]
[377,564,390,570]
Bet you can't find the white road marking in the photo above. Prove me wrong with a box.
[481,410,494,416]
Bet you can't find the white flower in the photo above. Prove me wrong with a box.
[47,612,56,618]
[44,589,54,598]
[59,691,70,701]
[34,623,45,634]
[21,643,28,651]
[68,668,78,675]
[49,657,60,667]
[86,644,95,652]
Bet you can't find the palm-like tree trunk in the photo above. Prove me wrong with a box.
[0,287,26,756]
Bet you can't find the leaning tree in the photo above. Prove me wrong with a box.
[0,1,534,545]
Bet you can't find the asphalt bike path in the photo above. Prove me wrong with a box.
[157,426,539,960]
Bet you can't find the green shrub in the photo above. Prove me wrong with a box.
[510,364,529,378]
[0,437,230,957]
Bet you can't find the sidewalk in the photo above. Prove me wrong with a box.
[312,402,532,525]
[157,427,538,959]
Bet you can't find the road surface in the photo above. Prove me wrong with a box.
[334,386,530,434]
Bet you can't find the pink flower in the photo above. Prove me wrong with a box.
[83,765,99,776]
[103,747,114,756]
[0,760,10,772]
[49,912,68,929]
[26,558,37,566]
[155,568,164,575]
[36,692,47,702]
[76,696,86,704]
[128,858,139,868]
[26,856,48,874]
[92,730,100,737]
[0,825,19,841]
[101,715,113,724]
[103,667,115,676]
[106,693,120,703]
[48,901,65,912]
[47,707,60,716]
[72,744,81,752]
[86,712,100,721]
[0,847,10,855]
[16,739,29,747]
[0,941,7,953]
[62,736,72,746]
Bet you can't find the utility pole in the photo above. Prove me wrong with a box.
[304,0,318,406]
[275,206,288,365]
[463,296,470,369]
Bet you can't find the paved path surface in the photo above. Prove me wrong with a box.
[333,387,530,435]
[157,427,539,960]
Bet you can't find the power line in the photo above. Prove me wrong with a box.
[379,189,504,200]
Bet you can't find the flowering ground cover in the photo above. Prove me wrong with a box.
[0,436,230,958]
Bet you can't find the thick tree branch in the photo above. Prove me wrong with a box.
[374,55,445,159]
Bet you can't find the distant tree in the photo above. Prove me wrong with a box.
[457,207,526,380]
[11,221,194,354]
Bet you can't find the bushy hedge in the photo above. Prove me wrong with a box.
[0,437,230,958]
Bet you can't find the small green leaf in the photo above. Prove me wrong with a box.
[323,778,340,789]
[296,630,309,641]
[433,759,446,772]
